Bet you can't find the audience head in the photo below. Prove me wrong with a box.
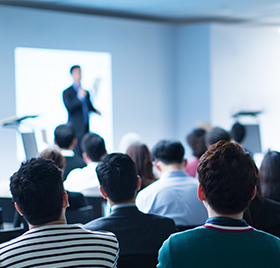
[81,133,106,162]
[259,151,280,202]
[126,142,156,189]
[10,158,65,226]
[70,65,81,84]
[231,122,246,144]
[54,123,76,149]
[197,141,258,215]
[205,127,231,148]
[38,147,66,171]
[186,128,207,158]
[96,153,139,204]
[152,140,185,165]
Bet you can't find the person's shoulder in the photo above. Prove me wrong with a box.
[83,217,111,232]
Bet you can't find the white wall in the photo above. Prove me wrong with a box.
[211,23,280,153]
[174,23,211,159]
[0,5,176,182]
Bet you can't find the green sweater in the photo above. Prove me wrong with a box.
[157,217,280,268]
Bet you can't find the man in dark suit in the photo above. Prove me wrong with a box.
[63,65,101,156]
[84,153,177,268]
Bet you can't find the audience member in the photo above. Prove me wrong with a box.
[205,126,230,147]
[185,128,207,177]
[64,132,106,196]
[126,142,157,190]
[84,153,176,268]
[259,150,280,202]
[244,179,280,238]
[13,147,88,229]
[231,121,246,144]
[1,158,119,267]
[54,123,86,181]
[157,141,280,268]
[136,140,207,228]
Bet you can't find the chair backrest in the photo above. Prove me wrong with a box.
[118,254,158,268]
[84,196,106,219]
[0,226,25,244]
[66,205,94,224]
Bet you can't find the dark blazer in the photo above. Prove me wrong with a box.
[63,155,86,181]
[63,86,97,139]
[84,205,177,267]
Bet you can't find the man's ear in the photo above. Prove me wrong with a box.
[62,191,69,209]
[153,160,161,172]
[251,186,257,200]
[99,187,108,200]
[136,176,141,191]
[14,202,23,216]
[198,184,206,201]
[183,159,188,169]
[82,152,90,163]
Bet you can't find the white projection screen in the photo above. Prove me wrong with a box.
[15,47,113,160]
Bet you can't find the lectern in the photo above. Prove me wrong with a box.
[1,115,38,160]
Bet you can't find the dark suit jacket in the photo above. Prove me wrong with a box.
[63,155,86,181]
[63,86,97,139]
[84,205,177,267]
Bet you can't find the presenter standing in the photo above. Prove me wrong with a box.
[63,65,101,156]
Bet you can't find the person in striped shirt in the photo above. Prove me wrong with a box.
[157,141,280,268]
[0,157,119,268]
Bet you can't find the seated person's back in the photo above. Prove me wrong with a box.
[54,123,86,181]
[1,158,118,267]
[157,141,280,268]
[136,140,207,227]
[84,153,177,268]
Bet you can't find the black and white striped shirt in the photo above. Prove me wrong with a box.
[0,224,119,268]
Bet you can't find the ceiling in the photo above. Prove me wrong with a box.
[1,0,280,24]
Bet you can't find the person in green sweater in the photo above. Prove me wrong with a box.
[157,140,280,268]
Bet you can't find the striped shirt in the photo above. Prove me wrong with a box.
[0,224,119,268]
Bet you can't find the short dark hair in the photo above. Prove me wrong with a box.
[10,158,64,225]
[54,124,76,149]
[205,127,231,147]
[70,65,80,74]
[81,133,106,162]
[231,122,246,143]
[186,128,207,158]
[38,147,66,170]
[152,140,184,165]
[197,141,258,215]
[259,151,280,202]
[96,153,138,203]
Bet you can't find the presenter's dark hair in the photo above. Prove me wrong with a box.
[10,158,64,225]
[96,153,138,203]
[70,65,80,74]
[81,133,106,162]
[197,141,257,214]
[186,128,207,158]
[205,127,231,148]
[259,151,280,202]
[152,140,184,165]
[231,122,246,143]
[54,123,76,149]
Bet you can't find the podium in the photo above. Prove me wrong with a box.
[1,115,39,160]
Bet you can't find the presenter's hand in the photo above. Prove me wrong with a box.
[96,110,101,115]
[77,88,87,98]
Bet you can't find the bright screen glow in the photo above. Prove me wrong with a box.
[15,47,113,160]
